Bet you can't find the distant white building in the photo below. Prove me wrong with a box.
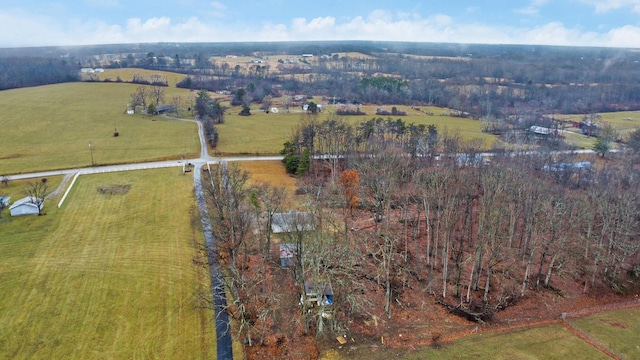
[529,125,553,136]
[9,197,43,216]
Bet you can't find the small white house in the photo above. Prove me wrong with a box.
[9,196,43,216]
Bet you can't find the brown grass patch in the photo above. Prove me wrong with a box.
[97,184,131,195]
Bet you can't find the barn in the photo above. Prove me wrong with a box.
[9,196,43,216]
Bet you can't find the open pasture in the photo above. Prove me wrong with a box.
[216,103,496,154]
[572,306,640,359]
[0,169,215,359]
[88,68,187,87]
[0,82,200,175]
[401,324,609,360]
[323,324,609,360]
[554,111,640,138]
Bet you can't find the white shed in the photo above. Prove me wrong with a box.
[271,210,316,234]
[9,196,43,216]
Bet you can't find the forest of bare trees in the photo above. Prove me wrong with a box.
[199,113,640,357]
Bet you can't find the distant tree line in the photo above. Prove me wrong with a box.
[5,42,640,121]
[0,57,79,91]
[173,47,640,119]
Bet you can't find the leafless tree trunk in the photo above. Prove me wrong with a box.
[150,85,165,108]
[24,180,48,215]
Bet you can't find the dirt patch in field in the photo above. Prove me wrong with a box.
[97,184,131,195]
[599,319,629,329]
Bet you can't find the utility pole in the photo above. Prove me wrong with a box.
[89,140,94,166]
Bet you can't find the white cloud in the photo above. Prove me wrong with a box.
[291,16,336,34]
[1,7,640,48]
[579,0,640,13]
[209,1,227,17]
[127,17,172,34]
[605,25,640,47]
[515,0,548,16]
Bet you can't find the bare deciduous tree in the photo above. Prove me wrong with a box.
[24,180,48,216]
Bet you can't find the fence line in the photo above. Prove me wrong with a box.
[57,172,80,208]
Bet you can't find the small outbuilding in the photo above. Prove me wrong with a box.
[271,210,316,234]
[279,243,296,267]
[0,196,10,207]
[9,196,43,216]
[302,282,334,307]
[155,105,176,115]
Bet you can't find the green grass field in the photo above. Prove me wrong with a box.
[323,324,609,360]
[0,169,216,359]
[99,68,187,87]
[572,307,640,359]
[216,104,497,154]
[0,82,200,175]
[554,111,640,130]
[403,325,609,360]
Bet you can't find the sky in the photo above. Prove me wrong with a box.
[2,0,640,48]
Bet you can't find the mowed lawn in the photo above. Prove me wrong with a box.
[0,169,216,359]
[0,82,200,175]
[215,104,497,154]
[572,306,640,359]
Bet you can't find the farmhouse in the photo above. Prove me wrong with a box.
[155,105,176,115]
[271,210,316,234]
[9,196,43,216]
